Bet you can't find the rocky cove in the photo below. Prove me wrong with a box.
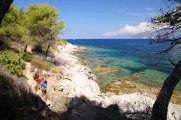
[76,45,181,104]
[23,43,181,120]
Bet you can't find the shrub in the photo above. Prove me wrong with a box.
[56,39,67,46]
[0,51,25,77]
[19,52,32,62]
[31,57,52,71]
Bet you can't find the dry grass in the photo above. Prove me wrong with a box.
[50,67,60,74]
[31,56,53,71]
[55,40,67,46]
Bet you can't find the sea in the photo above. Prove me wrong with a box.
[67,39,181,91]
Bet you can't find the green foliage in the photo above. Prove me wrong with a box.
[176,6,181,10]
[0,4,31,44]
[153,15,165,22]
[56,39,67,46]
[31,57,52,71]
[26,3,64,44]
[0,51,25,77]
[19,52,32,62]
[152,5,181,25]
[46,39,67,54]
[0,3,64,54]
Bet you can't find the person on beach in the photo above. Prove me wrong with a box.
[33,68,39,81]
[36,75,45,90]
[40,77,48,96]
[33,68,45,91]
[33,68,41,91]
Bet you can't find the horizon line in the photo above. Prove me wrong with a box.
[63,38,154,40]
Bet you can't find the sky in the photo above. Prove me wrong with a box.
[14,0,177,39]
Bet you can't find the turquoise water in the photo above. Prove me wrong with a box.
[67,39,181,90]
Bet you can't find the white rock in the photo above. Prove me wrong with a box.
[54,43,181,120]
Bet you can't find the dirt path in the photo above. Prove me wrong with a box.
[23,62,49,103]
[23,62,67,112]
[23,62,37,93]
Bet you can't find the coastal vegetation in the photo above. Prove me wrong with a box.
[0,3,65,55]
[0,3,66,76]
[0,51,26,77]
[0,0,180,120]
[0,1,68,119]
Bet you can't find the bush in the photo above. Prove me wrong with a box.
[31,57,52,71]
[19,52,32,62]
[0,51,25,77]
[56,39,67,46]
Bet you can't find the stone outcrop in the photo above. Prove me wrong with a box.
[23,43,181,120]
[53,43,181,120]
[54,43,100,98]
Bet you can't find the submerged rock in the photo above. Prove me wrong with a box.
[94,66,121,75]
[105,77,181,104]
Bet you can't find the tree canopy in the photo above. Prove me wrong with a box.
[26,4,64,43]
[151,4,181,53]
[0,3,64,54]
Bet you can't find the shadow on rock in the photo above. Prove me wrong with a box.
[62,96,151,120]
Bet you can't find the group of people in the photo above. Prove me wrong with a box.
[33,68,48,96]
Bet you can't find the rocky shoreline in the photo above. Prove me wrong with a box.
[54,43,100,98]
[24,43,181,120]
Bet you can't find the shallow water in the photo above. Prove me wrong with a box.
[67,39,181,91]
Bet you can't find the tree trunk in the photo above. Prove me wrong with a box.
[45,44,51,57]
[24,43,28,52]
[0,0,13,24]
[151,60,181,120]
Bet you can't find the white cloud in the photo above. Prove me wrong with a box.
[123,22,152,34]
[103,22,153,36]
